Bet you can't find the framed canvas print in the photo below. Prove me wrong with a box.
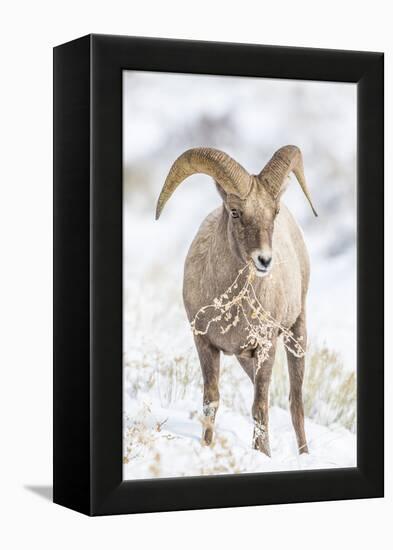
[53,34,384,516]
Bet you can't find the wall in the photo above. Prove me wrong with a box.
[0,1,390,549]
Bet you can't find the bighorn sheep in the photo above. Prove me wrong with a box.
[156,146,317,456]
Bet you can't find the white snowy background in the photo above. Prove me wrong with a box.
[122,71,357,479]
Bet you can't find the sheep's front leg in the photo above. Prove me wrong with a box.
[252,339,277,457]
[195,336,220,446]
[286,312,309,454]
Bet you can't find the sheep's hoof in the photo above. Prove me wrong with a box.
[298,443,309,454]
[252,423,271,456]
[253,438,271,457]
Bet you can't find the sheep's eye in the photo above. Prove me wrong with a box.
[275,206,280,216]
[230,209,240,218]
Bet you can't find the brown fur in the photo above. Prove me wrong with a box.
[183,178,310,456]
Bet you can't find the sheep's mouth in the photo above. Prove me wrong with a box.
[251,262,271,277]
[254,266,270,277]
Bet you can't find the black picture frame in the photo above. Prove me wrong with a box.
[53,34,384,516]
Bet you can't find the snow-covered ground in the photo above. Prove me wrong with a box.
[123,377,355,480]
[123,403,355,479]
[122,72,357,479]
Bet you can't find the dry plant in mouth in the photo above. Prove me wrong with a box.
[191,261,306,376]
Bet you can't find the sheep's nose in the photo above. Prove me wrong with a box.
[258,254,272,268]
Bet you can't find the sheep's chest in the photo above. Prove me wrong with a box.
[189,267,302,358]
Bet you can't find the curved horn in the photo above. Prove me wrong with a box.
[258,145,318,217]
[156,148,251,220]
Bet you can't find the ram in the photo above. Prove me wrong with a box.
[156,146,317,456]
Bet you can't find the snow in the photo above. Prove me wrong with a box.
[123,394,356,480]
[122,72,357,479]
